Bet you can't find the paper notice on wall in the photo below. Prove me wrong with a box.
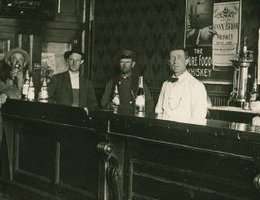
[42,42,71,74]
[212,1,240,67]
[41,53,56,70]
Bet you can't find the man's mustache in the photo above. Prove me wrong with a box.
[11,63,23,70]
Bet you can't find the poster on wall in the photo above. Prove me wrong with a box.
[0,39,10,61]
[184,0,241,83]
[212,1,240,67]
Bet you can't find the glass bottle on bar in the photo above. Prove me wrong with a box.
[112,84,120,113]
[250,77,258,102]
[38,77,49,103]
[27,76,35,101]
[22,70,30,100]
[135,76,145,115]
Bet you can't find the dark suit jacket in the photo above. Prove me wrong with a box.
[48,71,97,109]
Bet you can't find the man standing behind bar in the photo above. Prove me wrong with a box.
[101,49,154,113]
[155,48,208,120]
[48,48,97,109]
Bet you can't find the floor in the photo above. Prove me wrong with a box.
[0,188,17,200]
[0,193,14,200]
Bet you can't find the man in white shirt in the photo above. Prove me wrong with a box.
[155,48,208,120]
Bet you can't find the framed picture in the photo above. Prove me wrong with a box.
[0,0,56,20]
[184,0,241,84]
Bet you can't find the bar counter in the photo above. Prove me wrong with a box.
[1,99,260,200]
[209,106,260,124]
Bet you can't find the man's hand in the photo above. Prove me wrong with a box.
[9,68,24,89]
[9,68,19,80]
[200,25,217,41]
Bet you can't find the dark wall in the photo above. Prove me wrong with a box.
[242,0,260,54]
[92,0,185,89]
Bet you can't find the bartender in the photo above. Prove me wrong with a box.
[155,48,208,120]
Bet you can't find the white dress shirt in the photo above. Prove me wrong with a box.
[155,71,208,120]
[69,71,79,89]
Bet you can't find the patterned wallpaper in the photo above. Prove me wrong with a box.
[91,0,260,106]
[92,0,185,89]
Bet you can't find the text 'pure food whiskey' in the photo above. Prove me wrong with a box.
[135,76,145,115]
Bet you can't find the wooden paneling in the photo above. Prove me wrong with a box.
[107,112,260,200]
[1,100,100,200]
[2,100,260,199]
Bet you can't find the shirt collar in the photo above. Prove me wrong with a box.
[69,70,79,77]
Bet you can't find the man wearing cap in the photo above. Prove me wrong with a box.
[48,48,97,109]
[101,49,154,113]
[0,47,30,105]
[155,48,208,121]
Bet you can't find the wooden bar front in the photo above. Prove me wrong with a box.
[1,99,260,200]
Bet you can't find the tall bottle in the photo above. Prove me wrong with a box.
[22,70,30,100]
[250,78,258,102]
[112,84,120,113]
[27,77,35,101]
[242,37,248,61]
[135,76,145,113]
[38,77,49,103]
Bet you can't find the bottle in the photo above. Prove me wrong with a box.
[38,77,49,103]
[22,70,30,100]
[112,84,120,113]
[27,77,35,101]
[242,37,248,61]
[135,76,145,114]
[250,78,258,102]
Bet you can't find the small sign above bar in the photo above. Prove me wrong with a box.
[0,0,56,20]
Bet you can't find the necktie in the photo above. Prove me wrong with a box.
[168,77,178,82]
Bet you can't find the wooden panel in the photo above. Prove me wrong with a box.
[59,126,98,199]
[1,100,100,200]
[107,115,260,200]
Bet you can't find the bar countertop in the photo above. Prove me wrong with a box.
[2,99,260,138]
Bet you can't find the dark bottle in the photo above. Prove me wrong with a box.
[250,78,258,102]
[135,76,145,113]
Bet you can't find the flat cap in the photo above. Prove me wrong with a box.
[120,49,136,60]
